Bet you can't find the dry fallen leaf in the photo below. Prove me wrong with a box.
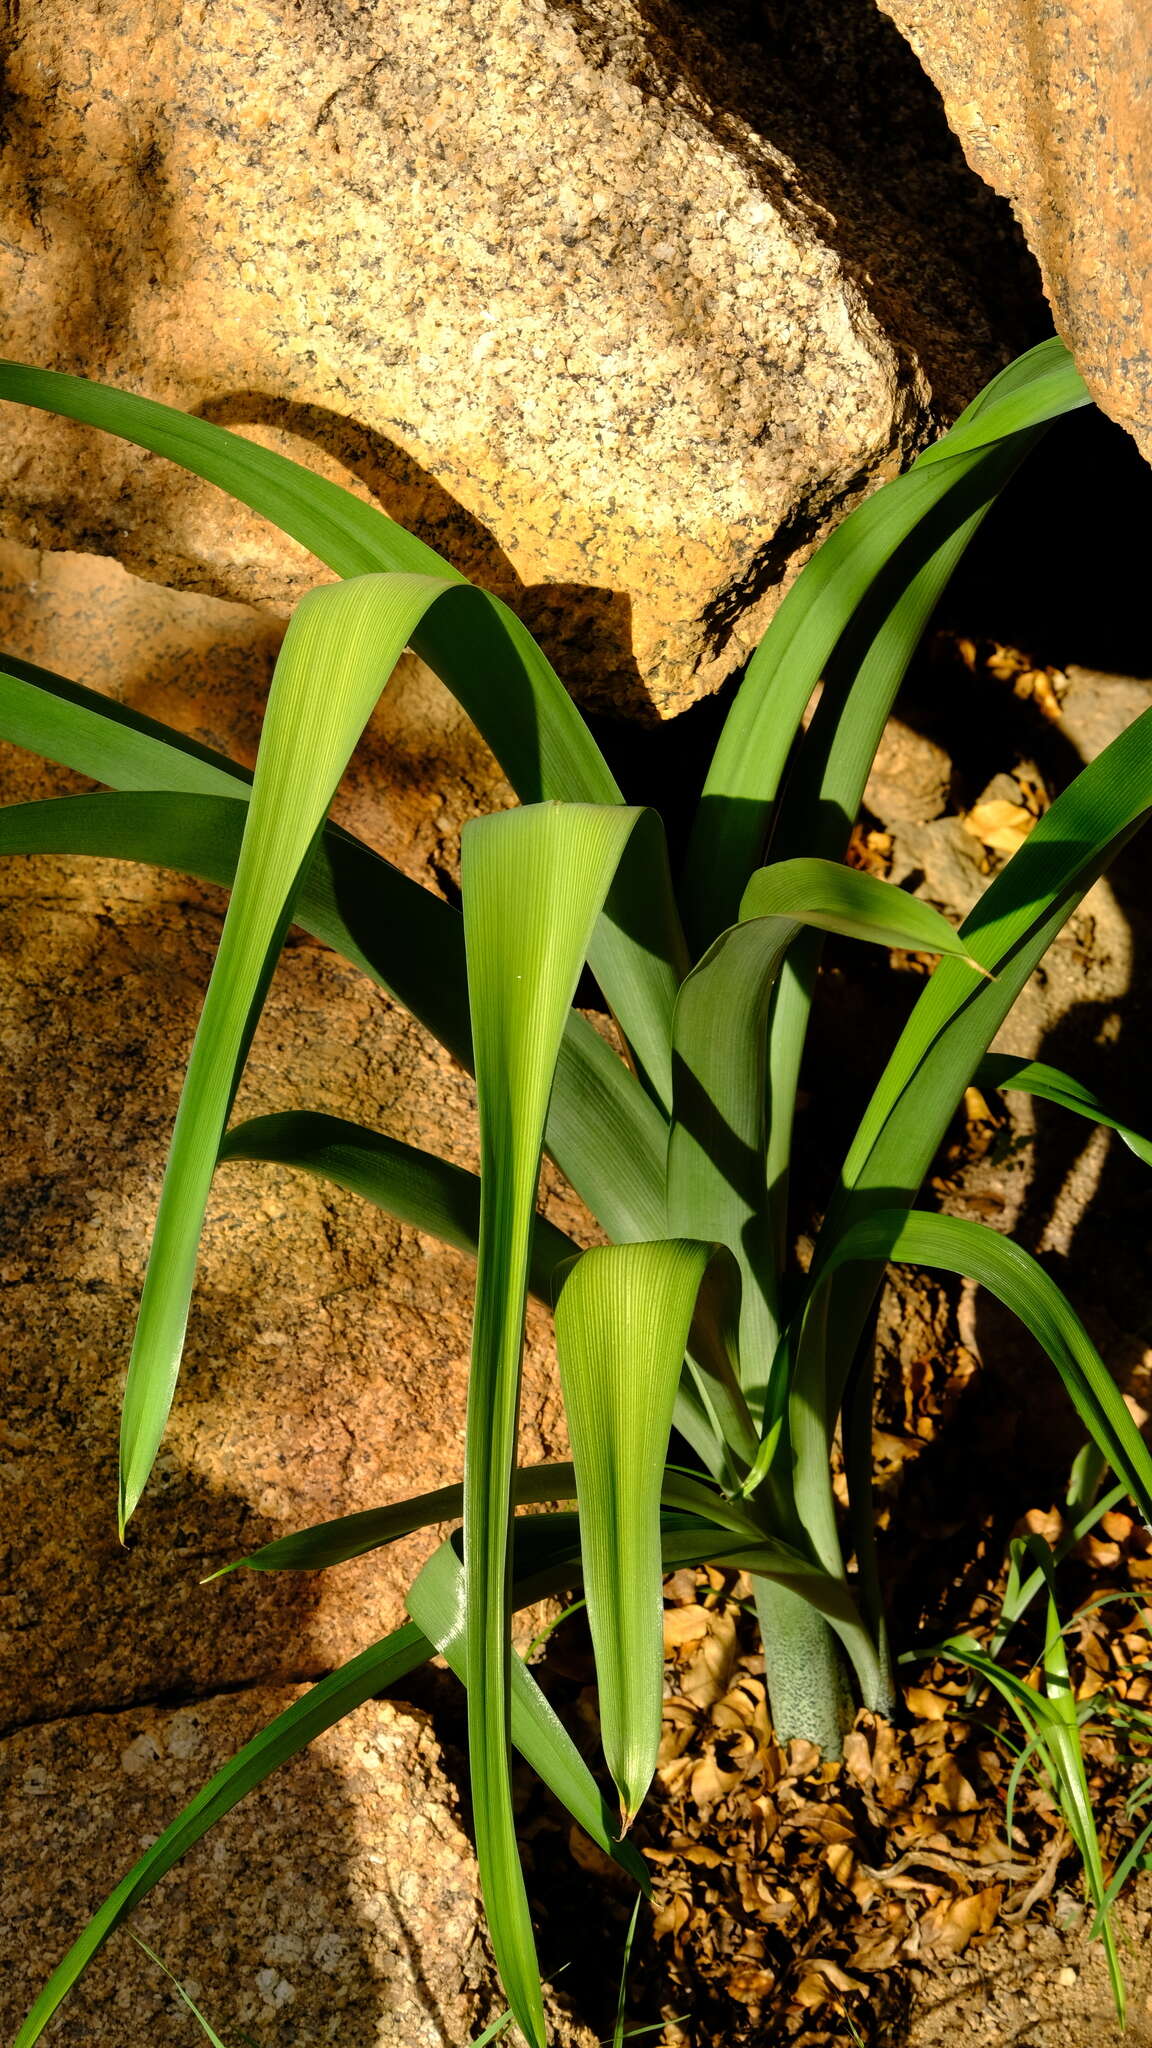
[962,799,1035,854]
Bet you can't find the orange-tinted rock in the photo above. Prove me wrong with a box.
[881,0,1152,458]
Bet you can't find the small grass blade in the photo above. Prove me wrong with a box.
[927,1537,1128,2024]
[976,1053,1152,1167]
[130,1936,231,2047]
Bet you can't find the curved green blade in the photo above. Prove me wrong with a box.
[0,361,614,808]
[118,570,463,1533]
[789,1208,1152,1583]
[554,1239,735,1826]
[213,1459,769,1579]
[837,706,1152,1207]
[683,337,1092,940]
[209,1462,579,1579]
[975,1053,1152,1168]
[668,858,977,1416]
[461,801,660,2048]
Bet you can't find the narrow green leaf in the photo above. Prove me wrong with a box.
[212,1455,766,1581]
[976,1053,1152,1167]
[407,1541,649,1892]
[117,572,469,1534]
[0,650,255,796]
[208,1462,578,1578]
[554,1240,732,1824]
[838,707,1152,1205]
[790,1210,1152,1587]
[461,801,660,2048]
[683,338,1091,940]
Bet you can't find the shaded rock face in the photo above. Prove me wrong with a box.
[878,0,1152,461]
[0,1688,590,2046]
[0,0,1043,717]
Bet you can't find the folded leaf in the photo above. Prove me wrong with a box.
[117,572,463,1533]
[407,1540,648,1891]
[555,1239,737,1823]
[461,801,663,2048]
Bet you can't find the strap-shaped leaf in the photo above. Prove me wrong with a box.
[556,1239,743,1826]
[214,1459,768,1579]
[461,800,664,2048]
[210,1462,578,1578]
[683,338,1092,940]
[406,1540,649,1891]
[975,1053,1152,1168]
[117,571,466,1532]
[787,1209,1152,1585]
[838,714,1152,1209]
[668,859,978,1418]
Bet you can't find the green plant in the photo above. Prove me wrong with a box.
[922,1538,1152,2027]
[2,338,1152,2046]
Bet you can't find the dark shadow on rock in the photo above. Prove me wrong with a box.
[200,390,658,726]
[550,0,1052,417]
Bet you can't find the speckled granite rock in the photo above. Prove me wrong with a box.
[0,542,585,1732]
[0,1686,592,2045]
[0,0,1035,717]
[879,0,1152,461]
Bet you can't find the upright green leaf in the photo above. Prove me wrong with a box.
[683,338,1091,941]
[555,1239,735,1826]
[118,570,462,1532]
[461,801,660,2048]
